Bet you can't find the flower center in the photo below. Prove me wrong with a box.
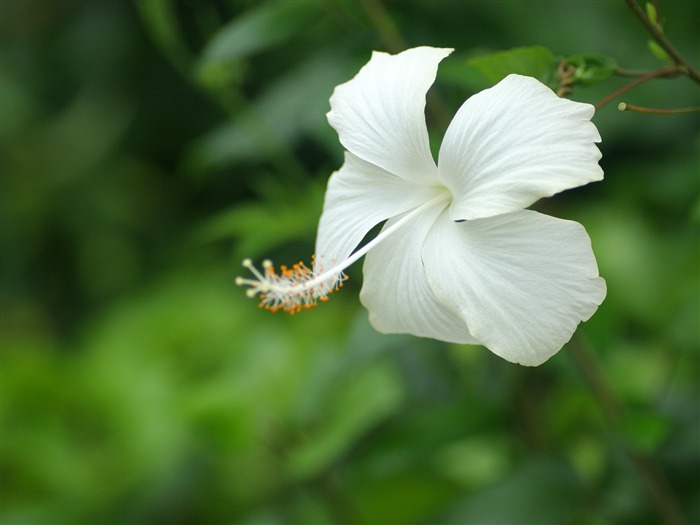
[235,192,449,314]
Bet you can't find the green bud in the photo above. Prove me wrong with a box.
[647,40,673,64]
[566,54,618,85]
[644,2,663,32]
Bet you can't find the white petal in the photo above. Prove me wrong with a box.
[314,152,440,274]
[438,74,603,221]
[360,202,480,345]
[327,46,452,185]
[422,210,606,366]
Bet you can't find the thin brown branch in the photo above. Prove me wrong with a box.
[595,64,679,109]
[625,0,700,84]
[615,66,663,77]
[618,102,700,114]
[557,60,576,97]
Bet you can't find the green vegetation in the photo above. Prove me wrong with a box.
[2,1,698,523]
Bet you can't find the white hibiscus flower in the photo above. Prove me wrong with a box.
[237,46,606,366]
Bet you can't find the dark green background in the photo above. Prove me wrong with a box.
[2,1,698,524]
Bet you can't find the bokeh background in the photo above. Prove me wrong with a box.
[2,1,698,524]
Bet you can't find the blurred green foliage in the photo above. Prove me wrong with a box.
[1,1,698,524]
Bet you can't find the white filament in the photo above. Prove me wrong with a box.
[236,192,449,312]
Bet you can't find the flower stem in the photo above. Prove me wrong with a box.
[624,0,700,84]
[614,67,663,77]
[594,65,679,109]
[618,102,700,115]
[569,335,688,525]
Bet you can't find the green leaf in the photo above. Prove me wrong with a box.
[195,178,326,260]
[134,0,192,75]
[566,53,618,85]
[186,53,349,171]
[647,40,673,63]
[621,411,671,453]
[286,363,403,479]
[434,437,510,487]
[645,2,663,31]
[692,196,700,223]
[197,2,318,85]
[439,459,587,525]
[464,46,557,87]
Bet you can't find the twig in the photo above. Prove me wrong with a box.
[615,67,664,77]
[557,60,576,97]
[618,102,700,114]
[594,65,679,109]
[624,0,700,84]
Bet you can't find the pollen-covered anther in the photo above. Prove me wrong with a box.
[235,256,347,314]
